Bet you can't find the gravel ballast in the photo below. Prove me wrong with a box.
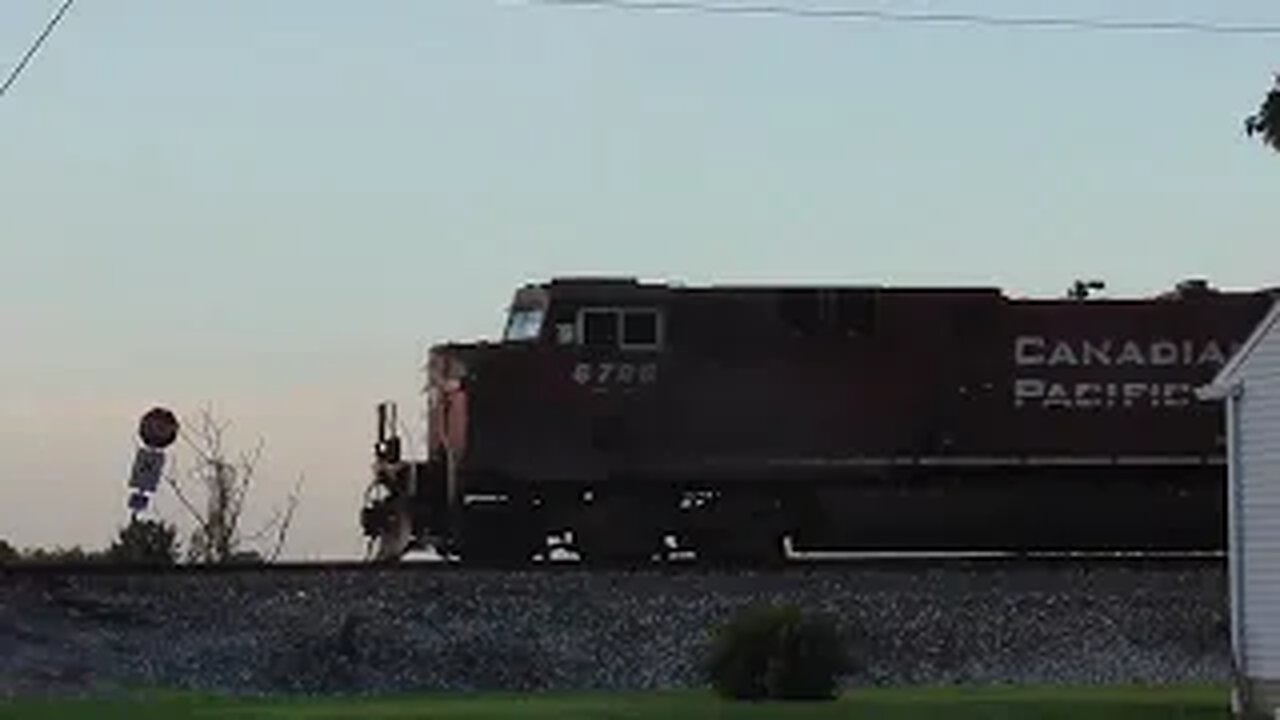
[0,563,1230,698]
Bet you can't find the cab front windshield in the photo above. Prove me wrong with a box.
[503,307,545,342]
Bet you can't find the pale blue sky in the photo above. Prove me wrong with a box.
[2,1,1277,558]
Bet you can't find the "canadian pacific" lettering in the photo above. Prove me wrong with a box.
[1012,336,1237,410]
[1014,337,1229,367]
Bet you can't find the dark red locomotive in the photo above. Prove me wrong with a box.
[360,277,1276,564]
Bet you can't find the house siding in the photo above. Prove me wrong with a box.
[1237,314,1280,686]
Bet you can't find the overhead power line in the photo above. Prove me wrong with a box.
[527,0,1280,36]
[0,0,77,101]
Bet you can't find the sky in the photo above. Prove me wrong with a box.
[1,0,1278,559]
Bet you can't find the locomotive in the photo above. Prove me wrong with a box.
[359,277,1277,565]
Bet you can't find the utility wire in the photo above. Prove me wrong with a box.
[527,0,1280,36]
[0,0,77,101]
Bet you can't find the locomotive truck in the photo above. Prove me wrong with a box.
[359,277,1277,565]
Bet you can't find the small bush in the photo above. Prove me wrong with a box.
[105,519,179,566]
[704,603,852,701]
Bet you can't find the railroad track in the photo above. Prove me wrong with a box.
[0,550,1227,577]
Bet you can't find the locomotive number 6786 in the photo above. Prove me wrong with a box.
[572,361,658,386]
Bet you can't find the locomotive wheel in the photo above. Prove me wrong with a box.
[577,541,661,567]
[682,489,787,567]
[694,532,786,568]
[459,503,541,568]
[575,522,664,567]
[573,489,666,567]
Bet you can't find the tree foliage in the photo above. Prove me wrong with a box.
[1246,74,1280,153]
[0,523,177,566]
[704,603,853,702]
[18,545,103,564]
[0,538,101,564]
[105,518,179,566]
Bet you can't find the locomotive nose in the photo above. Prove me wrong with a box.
[427,347,470,459]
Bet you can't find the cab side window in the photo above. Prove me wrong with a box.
[621,310,659,348]
[581,310,619,348]
[577,307,663,351]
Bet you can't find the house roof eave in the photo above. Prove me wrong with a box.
[1197,299,1280,402]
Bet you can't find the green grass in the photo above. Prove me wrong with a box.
[0,685,1233,720]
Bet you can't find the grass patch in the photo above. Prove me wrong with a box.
[0,684,1232,720]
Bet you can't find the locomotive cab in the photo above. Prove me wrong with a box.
[361,278,676,563]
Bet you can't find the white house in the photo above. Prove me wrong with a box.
[1199,299,1280,718]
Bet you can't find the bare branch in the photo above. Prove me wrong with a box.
[269,474,305,562]
[163,469,207,529]
[240,508,284,544]
[158,405,301,564]
[176,405,227,467]
[228,436,264,531]
[242,521,278,546]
